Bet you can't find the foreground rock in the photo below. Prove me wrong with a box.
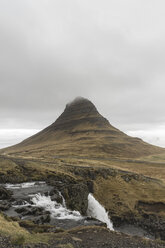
[0,186,13,200]
[0,200,11,211]
[1,226,165,248]
[15,206,51,224]
[48,177,89,215]
[50,226,165,248]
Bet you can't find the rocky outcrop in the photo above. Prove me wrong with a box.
[134,201,165,240]
[0,186,12,200]
[47,172,89,215]
[48,177,89,215]
[0,200,11,211]
[61,183,88,215]
[0,186,13,200]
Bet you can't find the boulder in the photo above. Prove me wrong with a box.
[49,188,63,204]
[15,206,49,217]
[0,186,13,200]
[33,214,51,224]
[0,200,11,210]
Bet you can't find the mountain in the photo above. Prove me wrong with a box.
[1,97,164,159]
[0,97,165,243]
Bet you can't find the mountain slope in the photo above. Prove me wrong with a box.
[1,97,164,159]
[0,97,165,243]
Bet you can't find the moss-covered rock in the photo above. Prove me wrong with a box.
[61,183,88,215]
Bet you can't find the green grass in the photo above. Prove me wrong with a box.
[0,213,54,245]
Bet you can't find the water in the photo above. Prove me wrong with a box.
[1,182,156,238]
[3,182,82,221]
[2,182,113,229]
[87,193,114,230]
[5,181,45,189]
[2,181,53,201]
[31,193,82,220]
[116,224,154,239]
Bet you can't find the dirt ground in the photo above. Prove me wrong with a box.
[19,226,165,248]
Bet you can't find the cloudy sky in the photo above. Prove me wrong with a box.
[0,0,165,148]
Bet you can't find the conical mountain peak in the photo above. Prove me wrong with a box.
[64,97,98,115]
[2,96,164,159]
[65,97,97,112]
[53,97,109,130]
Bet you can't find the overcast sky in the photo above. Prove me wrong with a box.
[0,0,165,148]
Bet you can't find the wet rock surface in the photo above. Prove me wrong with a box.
[0,200,11,211]
[61,183,88,215]
[0,186,13,200]
[111,212,165,241]
[138,214,165,241]
[0,181,105,231]
[49,188,63,204]
[0,180,164,245]
[47,177,89,215]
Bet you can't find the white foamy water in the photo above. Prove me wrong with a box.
[87,193,114,230]
[31,193,82,220]
[5,182,45,189]
[3,182,114,228]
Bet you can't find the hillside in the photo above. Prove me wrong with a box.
[1,97,164,160]
[0,97,165,245]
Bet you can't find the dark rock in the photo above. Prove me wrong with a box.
[13,199,28,206]
[134,200,165,240]
[85,216,107,227]
[87,180,94,193]
[48,177,89,215]
[0,200,11,210]
[0,186,12,200]
[33,214,51,224]
[14,204,51,225]
[121,175,132,182]
[139,214,165,240]
[61,183,88,215]
[47,174,76,186]
[49,188,63,204]
[15,206,48,216]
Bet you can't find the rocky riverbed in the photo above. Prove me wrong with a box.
[0,181,158,242]
[0,181,108,229]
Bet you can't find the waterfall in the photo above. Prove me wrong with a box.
[87,193,114,230]
[31,193,82,220]
[3,181,113,229]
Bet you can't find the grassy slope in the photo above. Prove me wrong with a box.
[0,154,165,216]
[1,98,164,160]
[0,98,165,243]
[0,154,165,243]
[1,126,164,160]
[0,213,53,245]
[1,216,165,248]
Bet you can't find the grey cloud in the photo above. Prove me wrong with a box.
[0,0,165,135]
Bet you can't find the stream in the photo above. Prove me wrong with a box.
[0,181,154,239]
